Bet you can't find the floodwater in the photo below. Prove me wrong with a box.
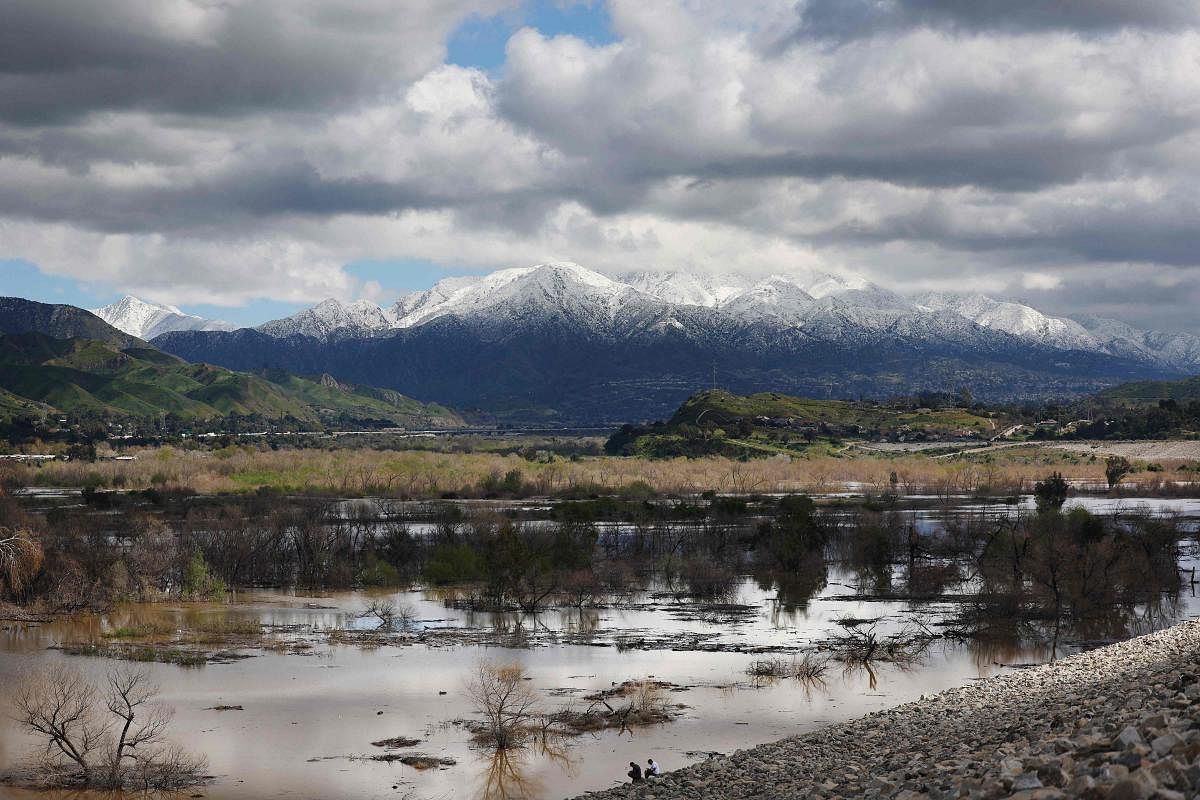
[1,495,1198,800]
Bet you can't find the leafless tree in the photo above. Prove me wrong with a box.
[103,667,175,787]
[13,664,103,786]
[359,599,415,631]
[466,660,542,750]
[11,663,206,790]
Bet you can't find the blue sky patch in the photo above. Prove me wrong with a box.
[448,0,616,71]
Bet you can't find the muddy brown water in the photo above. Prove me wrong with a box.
[2,496,1198,800]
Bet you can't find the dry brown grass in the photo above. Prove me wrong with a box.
[4,443,1196,498]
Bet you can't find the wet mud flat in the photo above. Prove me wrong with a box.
[580,620,1200,800]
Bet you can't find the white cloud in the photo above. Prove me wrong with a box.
[1021,272,1063,291]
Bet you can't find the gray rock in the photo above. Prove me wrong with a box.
[1118,726,1146,749]
[1011,773,1043,791]
[1152,733,1183,757]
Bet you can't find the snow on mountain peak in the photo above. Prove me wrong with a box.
[91,295,233,340]
[243,262,1200,372]
[621,270,747,308]
[258,297,393,339]
[391,262,633,329]
[912,291,1095,349]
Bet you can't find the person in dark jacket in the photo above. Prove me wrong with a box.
[627,762,644,783]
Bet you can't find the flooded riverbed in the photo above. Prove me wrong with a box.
[2,494,1198,800]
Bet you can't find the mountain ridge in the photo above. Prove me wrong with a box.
[92,296,234,340]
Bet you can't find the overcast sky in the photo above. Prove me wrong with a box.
[1,0,1198,330]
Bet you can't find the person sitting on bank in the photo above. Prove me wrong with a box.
[646,758,660,778]
[627,762,644,783]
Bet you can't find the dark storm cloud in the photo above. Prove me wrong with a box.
[0,0,489,124]
[1016,268,1200,333]
[807,185,1200,269]
[792,0,1200,42]
[0,157,448,233]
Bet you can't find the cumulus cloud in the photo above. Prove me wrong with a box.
[0,0,1197,333]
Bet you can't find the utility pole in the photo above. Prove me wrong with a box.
[712,361,717,391]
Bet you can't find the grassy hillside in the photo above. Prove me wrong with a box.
[0,333,463,429]
[607,389,1003,458]
[249,369,460,426]
[1098,375,1200,404]
[669,390,997,432]
[0,296,142,348]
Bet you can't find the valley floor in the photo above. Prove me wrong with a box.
[7,440,1200,500]
[577,620,1200,800]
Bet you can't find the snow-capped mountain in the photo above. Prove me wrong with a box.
[1072,314,1200,370]
[621,270,748,308]
[394,262,666,336]
[152,261,1199,422]
[91,296,233,340]
[239,263,1200,372]
[257,298,395,339]
[913,292,1097,351]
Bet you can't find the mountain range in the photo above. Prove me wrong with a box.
[144,262,1199,422]
[0,298,462,429]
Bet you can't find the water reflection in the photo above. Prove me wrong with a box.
[475,749,546,800]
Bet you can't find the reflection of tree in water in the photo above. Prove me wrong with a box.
[473,735,578,800]
[966,626,1055,670]
[840,658,879,691]
[963,585,1186,669]
[946,506,1191,667]
[755,556,828,621]
[559,607,600,636]
[475,747,541,800]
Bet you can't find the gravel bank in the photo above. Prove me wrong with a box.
[1046,441,1200,461]
[578,621,1200,800]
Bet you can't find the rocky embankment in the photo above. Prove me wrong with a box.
[577,621,1200,800]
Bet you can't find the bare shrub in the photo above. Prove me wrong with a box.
[359,599,415,631]
[746,657,790,679]
[466,661,542,750]
[547,677,680,738]
[11,663,206,790]
[792,652,830,682]
[746,652,829,684]
[623,680,669,719]
[0,526,43,598]
[829,624,935,670]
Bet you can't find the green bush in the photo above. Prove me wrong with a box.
[182,550,226,599]
[360,555,403,587]
[424,543,483,584]
[1033,472,1069,513]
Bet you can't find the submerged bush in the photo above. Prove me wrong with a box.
[755,495,829,571]
[1033,472,1069,513]
[182,551,226,599]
